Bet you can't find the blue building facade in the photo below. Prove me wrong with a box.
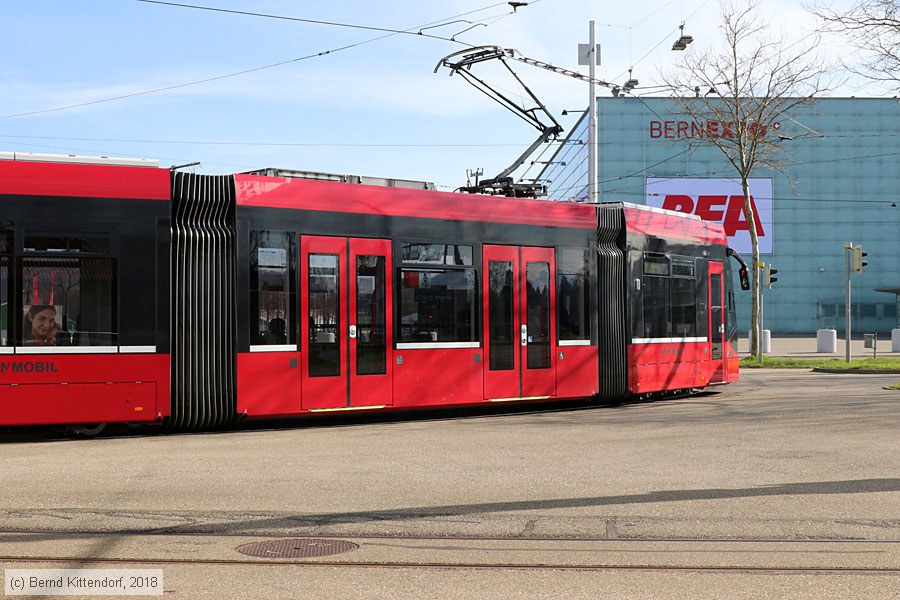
[542,97,900,334]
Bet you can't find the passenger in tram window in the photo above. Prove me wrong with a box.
[23,304,61,346]
[264,317,287,344]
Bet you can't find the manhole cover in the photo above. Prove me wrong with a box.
[236,538,358,559]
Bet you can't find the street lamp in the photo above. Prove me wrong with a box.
[622,68,638,93]
[672,23,694,51]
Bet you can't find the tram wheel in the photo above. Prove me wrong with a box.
[69,423,107,437]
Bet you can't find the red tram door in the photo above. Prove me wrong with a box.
[483,246,557,401]
[708,261,727,384]
[300,236,393,410]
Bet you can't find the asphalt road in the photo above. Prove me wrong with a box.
[1,370,899,598]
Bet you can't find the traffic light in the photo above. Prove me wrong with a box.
[738,266,750,290]
[852,245,868,273]
[765,264,778,288]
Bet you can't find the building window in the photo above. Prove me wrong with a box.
[250,230,297,346]
[557,247,590,342]
[821,303,837,318]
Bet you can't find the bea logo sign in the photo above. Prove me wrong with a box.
[645,178,773,255]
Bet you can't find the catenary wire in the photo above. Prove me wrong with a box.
[0,2,515,120]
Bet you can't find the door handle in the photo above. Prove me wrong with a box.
[521,324,528,346]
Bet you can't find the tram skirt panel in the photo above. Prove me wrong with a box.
[170,172,237,429]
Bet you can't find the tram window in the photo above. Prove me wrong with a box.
[488,260,514,370]
[398,267,477,343]
[356,254,386,375]
[401,243,473,266]
[309,254,341,377]
[250,230,297,345]
[20,258,116,346]
[642,275,670,338]
[644,255,669,276]
[0,228,11,254]
[639,254,701,339]
[526,262,551,369]
[24,232,110,254]
[557,247,590,342]
[1,257,8,347]
[671,278,697,337]
[672,262,694,277]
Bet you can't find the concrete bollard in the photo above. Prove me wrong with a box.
[817,328,837,353]
[749,330,772,354]
[893,329,900,353]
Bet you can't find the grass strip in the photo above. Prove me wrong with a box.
[740,356,900,371]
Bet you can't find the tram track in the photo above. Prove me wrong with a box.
[2,554,898,574]
[1,530,898,575]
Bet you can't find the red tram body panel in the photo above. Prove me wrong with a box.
[0,155,744,431]
[623,205,741,395]
[0,157,171,428]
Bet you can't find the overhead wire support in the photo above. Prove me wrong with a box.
[507,50,616,89]
[437,45,604,197]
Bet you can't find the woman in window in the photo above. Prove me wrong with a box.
[23,304,60,345]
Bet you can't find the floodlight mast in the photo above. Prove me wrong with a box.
[435,45,615,198]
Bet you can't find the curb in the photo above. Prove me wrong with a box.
[811,368,900,375]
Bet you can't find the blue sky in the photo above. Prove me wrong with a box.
[1,0,857,191]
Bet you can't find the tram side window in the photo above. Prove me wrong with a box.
[557,247,590,342]
[1,240,8,347]
[670,261,697,337]
[640,255,698,339]
[1,258,7,347]
[0,228,9,347]
[20,257,116,346]
[402,243,473,266]
[398,243,477,344]
[250,230,297,346]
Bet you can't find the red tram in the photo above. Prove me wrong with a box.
[0,154,749,432]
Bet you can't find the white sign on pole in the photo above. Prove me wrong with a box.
[577,44,600,66]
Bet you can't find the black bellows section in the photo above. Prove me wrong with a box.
[170,173,237,429]
[596,204,628,401]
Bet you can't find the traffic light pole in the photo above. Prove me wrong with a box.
[845,243,852,363]
[757,261,777,364]
[759,279,764,365]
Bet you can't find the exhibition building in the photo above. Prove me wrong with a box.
[541,97,900,334]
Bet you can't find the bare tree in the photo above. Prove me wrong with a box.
[661,0,838,357]
[812,0,900,91]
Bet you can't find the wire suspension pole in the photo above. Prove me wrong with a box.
[588,21,598,204]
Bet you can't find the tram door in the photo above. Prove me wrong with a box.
[300,236,393,410]
[708,260,727,384]
[482,246,557,401]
